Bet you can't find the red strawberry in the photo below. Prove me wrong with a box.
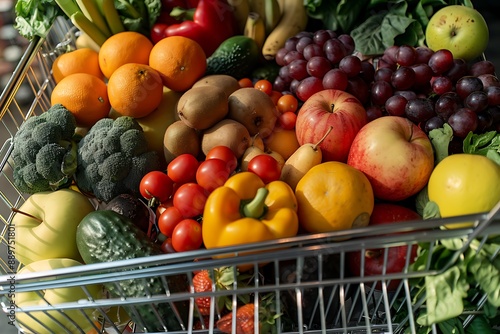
[216,303,255,334]
[193,270,213,315]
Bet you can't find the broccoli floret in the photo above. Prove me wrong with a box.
[11,105,78,194]
[76,116,160,203]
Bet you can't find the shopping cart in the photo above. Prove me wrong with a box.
[0,17,499,334]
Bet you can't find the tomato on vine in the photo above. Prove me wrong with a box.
[247,154,282,184]
[167,153,199,184]
[158,206,184,237]
[139,171,174,204]
[171,219,203,252]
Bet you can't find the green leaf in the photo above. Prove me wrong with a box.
[380,13,417,50]
[336,0,371,32]
[440,237,466,251]
[423,200,440,220]
[417,266,469,326]
[438,317,465,334]
[465,315,497,334]
[351,13,387,56]
[469,256,500,307]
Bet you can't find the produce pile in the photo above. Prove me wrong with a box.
[7,0,500,333]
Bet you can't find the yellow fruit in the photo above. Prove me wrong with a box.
[295,161,374,233]
[264,128,300,160]
[428,153,500,228]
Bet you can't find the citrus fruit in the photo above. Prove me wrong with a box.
[295,161,374,233]
[98,31,154,79]
[428,153,500,228]
[51,73,110,127]
[264,128,300,160]
[107,63,164,118]
[52,48,103,83]
[149,36,207,92]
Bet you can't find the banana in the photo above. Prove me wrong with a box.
[244,12,266,51]
[248,0,266,25]
[227,0,250,34]
[264,0,281,35]
[262,0,308,61]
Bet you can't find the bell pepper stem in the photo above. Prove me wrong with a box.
[242,187,269,219]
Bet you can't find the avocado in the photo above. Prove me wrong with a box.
[205,35,260,80]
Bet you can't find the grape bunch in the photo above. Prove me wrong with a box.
[273,29,374,104]
[367,45,500,138]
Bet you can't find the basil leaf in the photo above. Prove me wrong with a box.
[470,256,500,307]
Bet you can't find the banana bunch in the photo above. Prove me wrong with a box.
[55,0,125,47]
[228,0,308,61]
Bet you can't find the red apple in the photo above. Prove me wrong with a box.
[347,116,434,202]
[346,203,421,291]
[295,89,368,162]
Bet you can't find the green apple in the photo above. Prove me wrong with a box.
[425,5,489,61]
[15,258,103,334]
[13,188,95,265]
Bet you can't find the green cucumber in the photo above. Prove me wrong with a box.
[206,35,260,80]
[76,210,188,331]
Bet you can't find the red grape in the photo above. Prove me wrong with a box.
[322,68,349,90]
[306,56,332,78]
[391,66,415,90]
[385,95,408,116]
[447,107,478,138]
[428,49,454,74]
[339,55,362,78]
[295,77,324,102]
[396,45,417,66]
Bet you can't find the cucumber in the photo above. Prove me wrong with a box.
[76,210,189,332]
[206,35,260,80]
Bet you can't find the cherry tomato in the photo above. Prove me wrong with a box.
[160,238,176,254]
[156,199,174,217]
[205,146,238,173]
[172,183,208,218]
[196,158,231,193]
[277,94,299,114]
[270,90,283,105]
[254,79,273,96]
[150,23,168,44]
[278,111,297,130]
[247,154,282,184]
[171,219,203,252]
[167,153,199,185]
[238,78,253,88]
[139,171,174,203]
[157,206,183,237]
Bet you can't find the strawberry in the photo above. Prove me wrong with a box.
[193,270,213,315]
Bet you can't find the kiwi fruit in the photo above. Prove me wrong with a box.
[177,85,228,130]
[192,74,241,98]
[201,119,251,159]
[163,120,201,163]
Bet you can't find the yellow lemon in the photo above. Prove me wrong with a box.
[295,161,374,233]
[428,153,500,228]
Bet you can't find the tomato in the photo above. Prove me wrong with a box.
[157,206,183,237]
[277,94,299,114]
[167,153,199,185]
[150,23,168,44]
[139,171,174,203]
[196,158,231,193]
[238,78,253,88]
[278,111,297,130]
[171,219,203,252]
[254,79,273,96]
[160,237,176,254]
[205,146,238,173]
[247,154,282,184]
[270,90,283,105]
[172,183,208,218]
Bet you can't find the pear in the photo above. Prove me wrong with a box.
[280,126,333,190]
[241,134,284,171]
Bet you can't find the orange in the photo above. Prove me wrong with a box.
[295,161,374,234]
[264,128,300,160]
[51,73,110,127]
[149,36,207,92]
[52,48,104,83]
[107,63,164,118]
[98,31,154,79]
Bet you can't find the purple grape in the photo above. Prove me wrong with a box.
[338,34,355,55]
[396,45,417,66]
[339,55,362,78]
[285,37,299,51]
[485,86,500,105]
[412,63,434,88]
[359,60,375,83]
[447,107,478,138]
[478,74,500,89]
[323,39,346,64]
[414,46,434,64]
[435,94,460,120]
[296,36,313,54]
[385,95,408,116]
[371,80,394,106]
[313,30,331,47]
[428,49,454,74]
[322,68,348,90]
[366,105,384,122]
[303,43,325,60]
[432,76,453,95]
[374,67,394,83]
[391,66,416,90]
[469,60,495,77]
[465,90,488,113]
[347,76,370,105]
[394,90,417,101]
[424,116,445,133]
[443,58,468,83]
[288,59,308,81]
[306,56,332,78]
[283,50,305,65]
[456,76,484,100]
[405,97,435,123]
[476,110,493,132]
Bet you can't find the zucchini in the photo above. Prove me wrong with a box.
[76,210,189,331]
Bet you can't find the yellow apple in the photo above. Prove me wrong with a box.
[13,189,95,265]
[425,5,489,61]
[15,258,103,334]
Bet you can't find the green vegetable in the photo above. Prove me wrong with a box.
[114,0,162,36]
[75,116,160,203]
[206,35,260,80]
[11,104,78,194]
[428,123,454,165]
[76,210,189,331]
[13,0,65,40]
[304,0,474,56]
[463,130,500,165]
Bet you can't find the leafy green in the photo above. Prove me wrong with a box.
[14,0,65,40]
[304,0,473,56]
[463,131,500,165]
[114,0,162,36]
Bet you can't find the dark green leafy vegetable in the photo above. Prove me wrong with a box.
[463,131,500,165]
[14,0,65,40]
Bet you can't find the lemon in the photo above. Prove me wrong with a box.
[295,161,374,233]
[428,154,500,228]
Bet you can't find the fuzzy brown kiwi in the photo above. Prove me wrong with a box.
[201,119,251,159]
[163,120,201,163]
[177,85,228,130]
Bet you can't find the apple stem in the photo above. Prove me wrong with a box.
[313,126,333,150]
[11,207,43,223]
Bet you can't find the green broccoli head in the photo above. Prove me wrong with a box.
[11,105,78,194]
[76,116,160,203]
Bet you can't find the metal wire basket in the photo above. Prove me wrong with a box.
[0,17,499,334]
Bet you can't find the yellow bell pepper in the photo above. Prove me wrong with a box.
[202,172,299,249]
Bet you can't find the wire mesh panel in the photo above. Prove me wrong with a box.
[0,17,499,334]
